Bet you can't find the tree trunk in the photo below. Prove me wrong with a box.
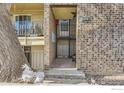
[0,4,29,82]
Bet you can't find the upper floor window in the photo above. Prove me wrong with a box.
[15,15,31,36]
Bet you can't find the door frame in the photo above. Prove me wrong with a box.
[22,46,32,65]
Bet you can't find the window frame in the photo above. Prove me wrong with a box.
[13,14,32,35]
[59,20,69,32]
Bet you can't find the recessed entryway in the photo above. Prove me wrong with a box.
[50,5,77,68]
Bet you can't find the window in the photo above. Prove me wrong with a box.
[60,20,69,31]
[15,15,31,36]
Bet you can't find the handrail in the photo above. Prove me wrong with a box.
[15,21,44,37]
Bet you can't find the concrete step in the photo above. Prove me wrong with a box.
[45,68,86,80]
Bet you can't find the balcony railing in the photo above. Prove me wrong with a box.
[15,21,44,37]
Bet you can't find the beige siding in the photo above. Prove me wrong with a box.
[32,14,43,23]
[31,46,44,70]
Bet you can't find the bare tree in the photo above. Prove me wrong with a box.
[0,4,29,82]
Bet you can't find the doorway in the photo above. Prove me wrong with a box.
[23,46,31,65]
[51,5,77,68]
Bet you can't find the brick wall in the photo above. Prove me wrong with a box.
[77,4,124,75]
[44,4,50,68]
[44,4,56,68]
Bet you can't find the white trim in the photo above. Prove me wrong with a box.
[13,14,32,24]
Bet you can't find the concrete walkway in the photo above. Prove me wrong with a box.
[50,58,76,68]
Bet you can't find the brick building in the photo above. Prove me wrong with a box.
[10,3,124,76]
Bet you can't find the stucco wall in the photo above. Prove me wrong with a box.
[77,4,124,75]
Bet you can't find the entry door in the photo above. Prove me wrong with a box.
[57,40,69,58]
[23,46,31,65]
